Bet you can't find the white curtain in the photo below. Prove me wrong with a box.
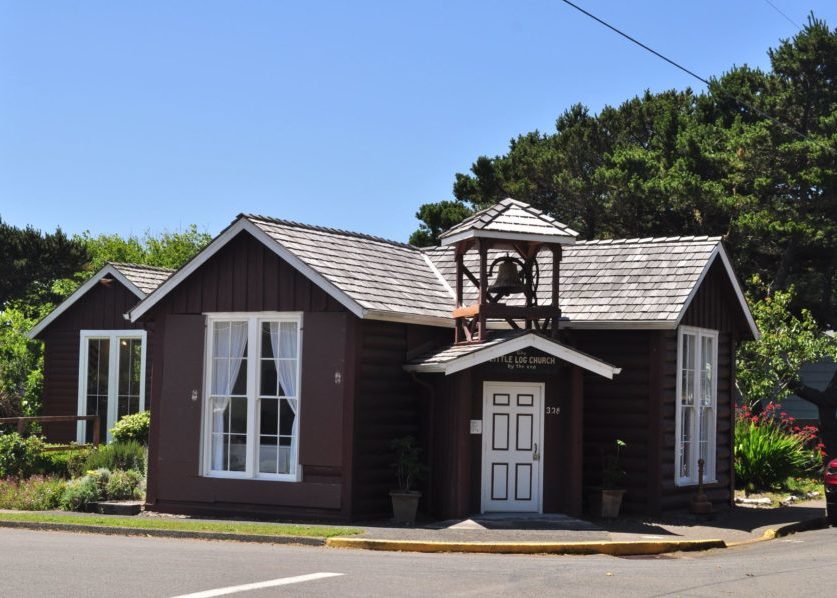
[211,322,248,470]
[270,322,298,474]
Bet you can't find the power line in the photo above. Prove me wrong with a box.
[557,0,831,152]
[762,0,801,29]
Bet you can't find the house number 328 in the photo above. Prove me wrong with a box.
[545,406,561,415]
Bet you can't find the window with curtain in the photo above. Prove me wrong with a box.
[676,326,718,486]
[204,314,301,480]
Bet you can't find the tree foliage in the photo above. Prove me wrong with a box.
[736,280,837,408]
[415,16,836,325]
[0,218,89,307]
[409,201,474,247]
[0,226,209,420]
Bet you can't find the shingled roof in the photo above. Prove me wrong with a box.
[110,262,174,295]
[126,200,756,338]
[439,198,579,245]
[424,235,728,325]
[243,215,455,320]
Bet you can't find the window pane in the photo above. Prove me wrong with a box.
[279,399,296,436]
[118,338,142,419]
[213,322,230,359]
[681,370,694,405]
[680,441,692,479]
[701,336,714,407]
[261,323,274,359]
[228,435,247,471]
[211,398,229,434]
[231,359,247,395]
[259,435,278,474]
[260,357,278,397]
[260,399,278,435]
[230,397,247,434]
[85,339,109,443]
[278,322,298,358]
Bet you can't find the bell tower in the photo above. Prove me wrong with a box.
[439,198,578,344]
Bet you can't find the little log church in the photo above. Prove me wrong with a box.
[30,199,758,520]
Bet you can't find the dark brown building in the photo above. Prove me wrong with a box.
[32,199,757,520]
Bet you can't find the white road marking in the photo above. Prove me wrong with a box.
[170,572,344,598]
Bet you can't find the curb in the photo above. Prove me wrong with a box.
[325,537,726,556]
[0,520,325,546]
[725,516,829,548]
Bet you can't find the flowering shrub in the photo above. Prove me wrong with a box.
[0,476,66,510]
[734,402,823,493]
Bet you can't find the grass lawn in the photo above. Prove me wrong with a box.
[0,511,361,538]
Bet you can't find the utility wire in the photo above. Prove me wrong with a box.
[557,0,832,152]
[762,0,801,29]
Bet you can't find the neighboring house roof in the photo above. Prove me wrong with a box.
[29,262,174,339]
[126,200,757,339]
[404,330,621,379]
[440,198,579,245]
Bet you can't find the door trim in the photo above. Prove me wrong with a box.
[480,381,545,514]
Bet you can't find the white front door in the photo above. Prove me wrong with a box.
[481,382,544,513]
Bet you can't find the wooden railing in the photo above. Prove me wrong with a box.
[0,415,101,450]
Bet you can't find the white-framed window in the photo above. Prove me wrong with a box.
[77,330,147,444]
[202,312,302,482]
[675,326,718,486]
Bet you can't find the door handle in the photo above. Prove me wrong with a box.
[533,442,540,461]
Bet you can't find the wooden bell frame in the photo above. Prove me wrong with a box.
[452,238,562,344]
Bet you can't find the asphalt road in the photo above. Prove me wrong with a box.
[1,527,835,597]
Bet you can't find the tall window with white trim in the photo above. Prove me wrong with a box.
[676,326,718,486]
[78,330,147,443]
[204,314,302,481]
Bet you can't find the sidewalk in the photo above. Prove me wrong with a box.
[330,499,829,554]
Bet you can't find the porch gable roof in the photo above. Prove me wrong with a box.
[403,330,621,379]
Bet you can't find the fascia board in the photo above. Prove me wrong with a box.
[29,265,144,339]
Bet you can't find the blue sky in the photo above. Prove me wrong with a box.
[1,1,834,243]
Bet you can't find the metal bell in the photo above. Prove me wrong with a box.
[488,259,525,296]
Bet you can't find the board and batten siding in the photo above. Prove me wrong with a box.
[38,277,146,442]
[144,230,354,519]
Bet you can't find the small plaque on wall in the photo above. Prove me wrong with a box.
[470,420,482,434]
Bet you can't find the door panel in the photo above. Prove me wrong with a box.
[482,382,544,512]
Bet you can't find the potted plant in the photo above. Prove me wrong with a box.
[389,435,425,525]
[600,439,627,518]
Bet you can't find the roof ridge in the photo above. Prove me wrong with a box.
[108,261,176,272]
[576,235,723,245]
[241,214,417,250]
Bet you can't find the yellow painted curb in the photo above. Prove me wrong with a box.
[326,537,726,556]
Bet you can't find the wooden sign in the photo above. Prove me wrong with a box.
[487,349,558,372]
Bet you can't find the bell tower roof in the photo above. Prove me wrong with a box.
[439,198,579,246]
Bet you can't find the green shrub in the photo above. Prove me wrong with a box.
[0,476,66,510]
[734,405,820,494]
[110,411,151,445]
[66,447,94,478]
[105,469,144,500]
[0,432,44,478]
[82,441,146,473]
[60,474,103,511]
